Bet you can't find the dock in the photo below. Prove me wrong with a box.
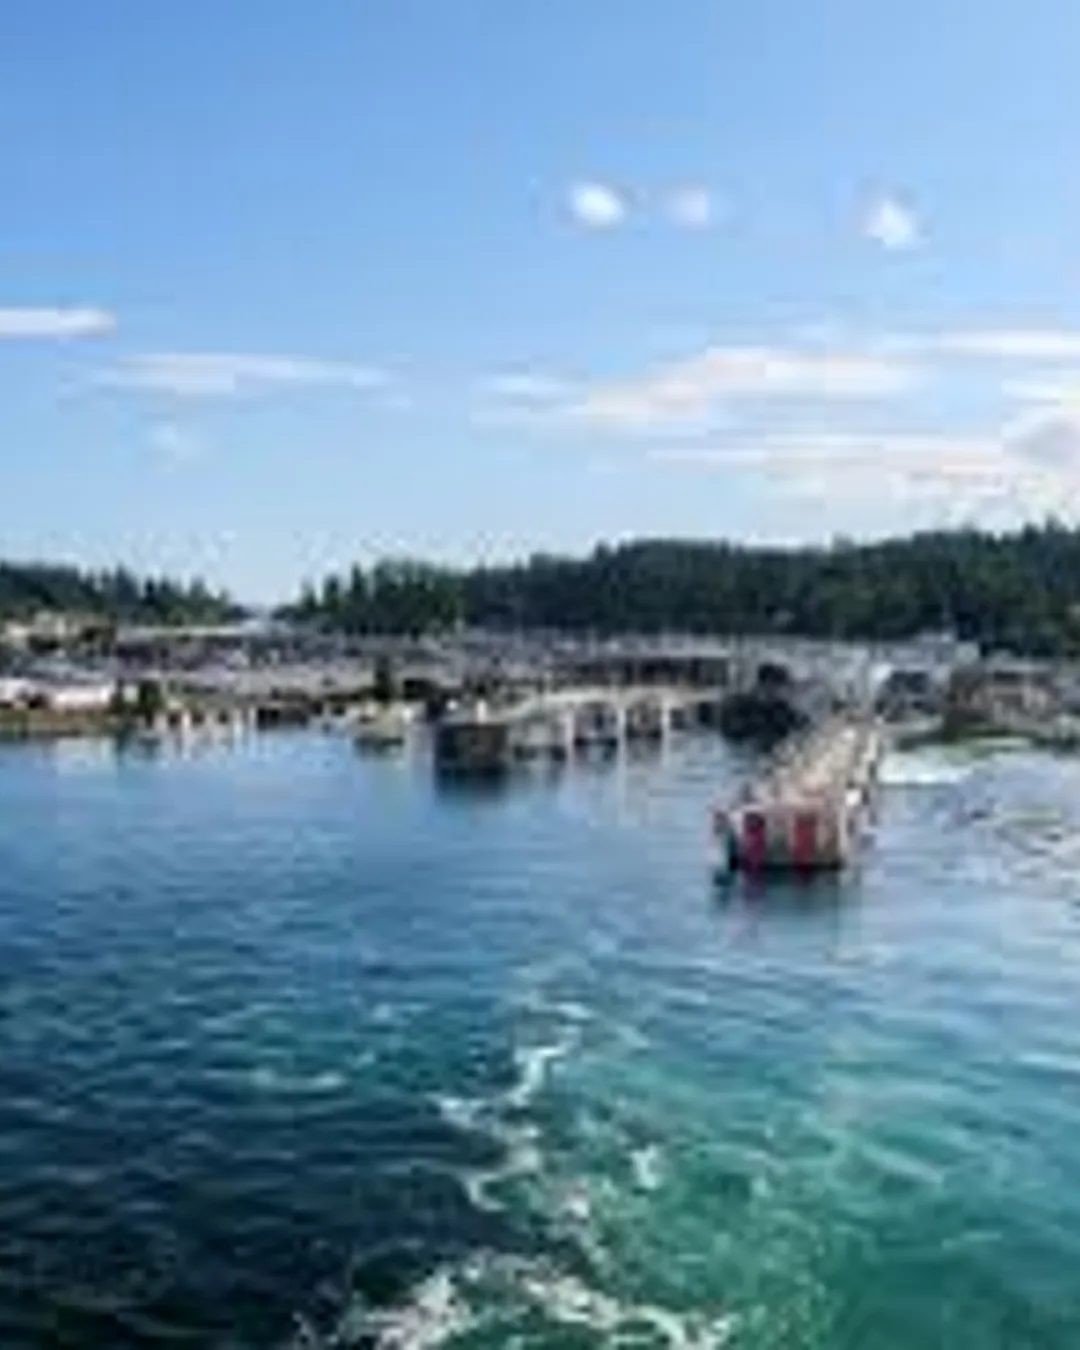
[433,688,717,774]
[715,717,884,874]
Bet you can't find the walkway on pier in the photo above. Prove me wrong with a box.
[720,717,884,873]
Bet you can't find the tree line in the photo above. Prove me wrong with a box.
[286,525,1080,656]
[0,563,237,626]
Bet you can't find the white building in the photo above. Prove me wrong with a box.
[0,677,33,707]
[41,681,116,713]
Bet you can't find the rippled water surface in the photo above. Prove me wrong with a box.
[4,731,1080,1348]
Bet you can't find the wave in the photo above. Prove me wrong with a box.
[506,1033,576,1110]
[250,1067,349,1095]
[630,1143,665,1193]
[439,1017,580,1127]
[330,1268,469,1349]
[434,1050,561,1213]
[308,1253,736,1350]
[288,997,733,1349]
[432,1093,485,1134]
[432,1019,579,1213]
[460,1120,544,1212]
[879,752,971,788]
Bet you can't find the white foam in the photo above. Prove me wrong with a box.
[348,1269,472,1349]
[434,1091,546,1213]
[431,1012,585,1217]
[318,1253,736,1350]
[630,1143,665,1192]
[557,1178,594,1225]
[546,999,594,1025]
[461,1121,544,1212]
[505,1029,577,1110]
[879,752,970,788]
[434,1093,485,1132]
[519,1270,732,1348]
[480,1255,735,1350]
[615,1021,651,1053]
[249,1066,346,1095]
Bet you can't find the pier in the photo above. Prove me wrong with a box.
[433,687,719,773]
[715,717,884,874]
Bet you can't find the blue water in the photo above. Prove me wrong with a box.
[3,732,1080,1347]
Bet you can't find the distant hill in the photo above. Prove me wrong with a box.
[0,562,239,627]
[285,524,1080,656]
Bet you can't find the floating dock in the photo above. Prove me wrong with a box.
[714,717,884,874]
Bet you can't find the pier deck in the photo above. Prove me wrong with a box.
[718,718,883,874]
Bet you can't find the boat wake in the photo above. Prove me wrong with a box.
[630,1143,665,1192]
[298,1253,735,1350]
[286,999,731,1349]
[434,1017,581,1211]
[879,751,971,788]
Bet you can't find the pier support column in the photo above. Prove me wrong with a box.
[560,709,576,759]
[612,701,627,751]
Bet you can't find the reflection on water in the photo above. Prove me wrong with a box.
[431,740,661,801]
[714,868,852,916]
[432,764,518,803]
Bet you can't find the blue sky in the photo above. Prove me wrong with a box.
[5,0,1080,599]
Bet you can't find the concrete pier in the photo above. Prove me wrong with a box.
[716,717,883,874]
[435,687,707,773]
[434,703,515,775]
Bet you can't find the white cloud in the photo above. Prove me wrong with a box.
[1002,374,1080,404]
[0,306,115,339]
[1004,406,1080,471]
[665,186,714,230]
[575,344,918,433]
[649,418,1080,523]
[863,195,922,251]
[567,182,627,230]
[379,388,415,413]
[481,371,573,403]
[150,422,203,466]
[470,369,578,431]
[650,433,988,483]
[929,330,1080,360]
[98,352,391,398]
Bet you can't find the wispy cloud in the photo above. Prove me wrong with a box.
[863,195,922,251]
[567,182,628,230]
[98,352,391,398]
[0,306,115,339]
[650,416,1080,521]
[1004,406,1080,472]
[470,369,576,430]
[150,422,203,466]
[664,186,715,230]
[575,344,918,433]
[1002,374,1080,404]
[929,330,1080,361]
[480,370,574,403]
[652,433,991,481]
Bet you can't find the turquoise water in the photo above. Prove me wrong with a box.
[3,732,1080,1347]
